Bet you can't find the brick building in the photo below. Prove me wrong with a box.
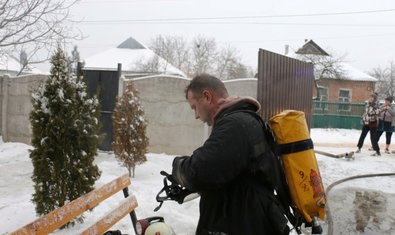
[288,40,377,103]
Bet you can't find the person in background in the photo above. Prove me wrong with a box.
[356,93,381,156]
[377,96,395,154]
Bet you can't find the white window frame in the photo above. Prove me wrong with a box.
[315,87,329,110]
[338,89,352,111]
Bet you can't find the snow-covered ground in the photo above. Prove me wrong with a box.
[1,128,395,235]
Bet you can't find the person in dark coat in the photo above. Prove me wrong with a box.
[377,96,395,153]
[356,93,380,156]
[171,74,289,235]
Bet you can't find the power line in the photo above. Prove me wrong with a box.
[80,8,395,24]
[79,21,395,27]
[75,33,395,50]
[219,33,395,44]
[79,0,178,3]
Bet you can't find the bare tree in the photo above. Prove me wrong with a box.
[369,62,395,99]
[216,45,250,79]
[69,45,80,75]
[149,35,191,75]
[191,36,217,76]
[173,36,192,75]
[227,62,250,79]
[216,45,238,79]
[149,35,187,68]
[134,55,161,74]
[146,34,251,79]
[19,50,28,70]
[149,35,175,64]
[0,0,80,74]
[296,53,346,80]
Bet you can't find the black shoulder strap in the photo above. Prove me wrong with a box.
[227,110,304,233]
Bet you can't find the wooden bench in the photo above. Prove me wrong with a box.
[10,174,138,235]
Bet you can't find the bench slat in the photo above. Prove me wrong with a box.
[81,195,138,235]
[10,174,131,235]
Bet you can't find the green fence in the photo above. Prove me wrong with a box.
[311,101,366,129]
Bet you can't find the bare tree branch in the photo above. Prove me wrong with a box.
[191,36,217,76]
[296,53,346,80]
[215,45,250,79]
[369,62,395,99]
[146,34,251,79]
[0,0,81,73]
[149,35,191,75]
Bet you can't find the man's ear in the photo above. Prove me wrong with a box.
[202,90,213,103]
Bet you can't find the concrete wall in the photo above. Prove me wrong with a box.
[0,73,258,155]
[0,74,48,143]
[125,75,204,155]
[224,78,257,99]
[0,72,378,154]
[125,75,258,155]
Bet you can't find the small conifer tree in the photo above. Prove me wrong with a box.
[112,81,148,177]
[29,47,101,219]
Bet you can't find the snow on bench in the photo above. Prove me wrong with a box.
[10,174,138,235]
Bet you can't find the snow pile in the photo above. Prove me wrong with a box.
[1,128,395,235]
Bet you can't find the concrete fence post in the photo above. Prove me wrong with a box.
[1,74,9,141]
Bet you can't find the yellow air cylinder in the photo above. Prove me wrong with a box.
[269,110,326,222]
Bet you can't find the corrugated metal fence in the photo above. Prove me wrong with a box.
[257,49,315,127]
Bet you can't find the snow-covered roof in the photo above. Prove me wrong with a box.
[286,43,377,82]
[339,62,377,82]
[0,54,42,75]
[84,37,186,77]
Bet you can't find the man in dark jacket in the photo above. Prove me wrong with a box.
[171,74,289,235]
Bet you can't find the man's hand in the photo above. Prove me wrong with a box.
[160,170,176,183]
[158,171,193,204]
[172,156,189,187]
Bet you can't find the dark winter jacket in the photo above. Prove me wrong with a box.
[172,97,289,235]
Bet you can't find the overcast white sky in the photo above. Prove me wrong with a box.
[69,0,395,73]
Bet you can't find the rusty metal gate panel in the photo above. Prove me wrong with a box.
[257,49,314,128]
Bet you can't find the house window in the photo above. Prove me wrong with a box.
[338,89,351,111]
[315,87,328,111]
[318,87,328,101]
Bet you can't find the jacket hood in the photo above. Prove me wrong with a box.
[213,96,261,121]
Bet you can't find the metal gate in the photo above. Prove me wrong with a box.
[82,64,121,151]
[257,49,315,128]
